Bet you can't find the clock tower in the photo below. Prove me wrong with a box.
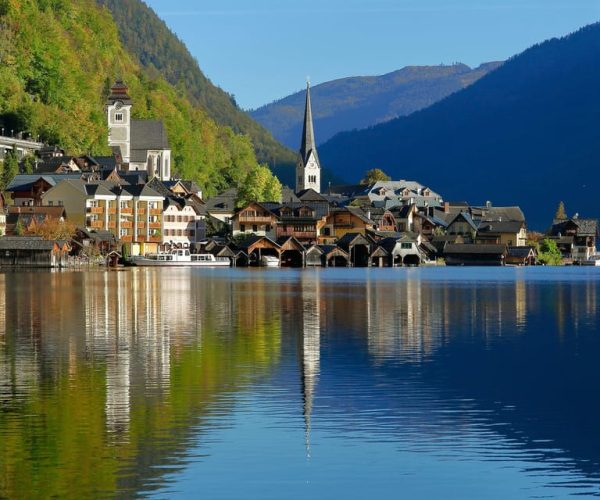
[106,80,132,163]
[296,81,321,193]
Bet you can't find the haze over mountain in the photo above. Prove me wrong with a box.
[319,23,600,228]
[251,63,502,150]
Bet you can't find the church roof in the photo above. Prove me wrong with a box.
[130,120,169,162]
[107,80,132,105]
[299,82,319,167]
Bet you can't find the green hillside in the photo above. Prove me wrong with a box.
[96,0,296,168]
[0,0,277,196]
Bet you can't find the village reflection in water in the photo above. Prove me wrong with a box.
[0,268,599,497]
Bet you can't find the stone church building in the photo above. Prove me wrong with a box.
[106,81,171,181]
[296,82,321,193]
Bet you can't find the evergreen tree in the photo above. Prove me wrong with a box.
[22,154,36,174]
[554,201,567,221]
[1,145,18,192]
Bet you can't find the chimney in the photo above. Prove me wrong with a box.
[486,200,492,208]
[444,201,450,213]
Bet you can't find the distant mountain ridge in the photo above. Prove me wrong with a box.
[250,62,502,149]
[319,23,600,229]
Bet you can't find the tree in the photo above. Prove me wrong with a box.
[554,201,567,221]
[360,168,391,185]
[22,154,36,174]
[1,145,18,192]
[27,218,77,240]
[236,164,281,207]
[14,220,24,236]
[537,238,562,266]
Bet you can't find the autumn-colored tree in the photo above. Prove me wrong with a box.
[554,201,567,221]
[360,168,391,185]
[27,218,77,240]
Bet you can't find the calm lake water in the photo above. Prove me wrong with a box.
[1,267,600,498]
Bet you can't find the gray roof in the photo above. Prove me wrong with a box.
[6,174,82,192]
[121,184,163,198]
[299,83,320,167]
[444,244,507,255]
[0,237,68,251]
[201,188,237,214]
[130,120,169,161]
[448,211,478,232]
[507,246,537,258]
[477,221,524,233]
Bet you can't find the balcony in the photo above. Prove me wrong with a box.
[149,222,161,229]
[137,235,146,242]
[148,236,162,243]
[278,230,317,240]
[121,235,133,242]
[87,207,104,214]
[138,222,146,229]
[239,215,273,223]
[89,220,104,229]
[120,208,133,215]
[137,208,146,215]
[108,221,116,229]
[121,221,133,229]
[150,209,162,216]
[108,208,117,215]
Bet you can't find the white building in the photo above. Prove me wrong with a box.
[106,80,171,181]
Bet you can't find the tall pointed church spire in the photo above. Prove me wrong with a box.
[296,81,321,193]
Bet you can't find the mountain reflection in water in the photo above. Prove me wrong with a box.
[0,267,599,498]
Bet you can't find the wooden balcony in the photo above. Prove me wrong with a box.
[278,231,317,240]
[239,215,273,223]
[87,207,104,214]
[108,221,116,229]
[137,208,146,215]
[121,208,133,215]
[108,208,117,215]
[150,209,162,216]
[149,222,162,229]
[89,220,104,229]
[148,236,162,243]
[121,235,133,242]
[137,235,146,242]
[138,222,146,229]
[121,221,133,229]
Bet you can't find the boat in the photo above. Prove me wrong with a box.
[130,249,230,267]
[580,256,600,266]
[260,255,280,267]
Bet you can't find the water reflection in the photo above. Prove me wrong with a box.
[0,268,598,498]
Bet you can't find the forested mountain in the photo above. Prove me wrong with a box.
[96,0,296,168]
[0,0,281,196]
[251,63,501,149]
[319,23,600,228]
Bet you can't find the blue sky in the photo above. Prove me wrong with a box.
[145,0,600,110]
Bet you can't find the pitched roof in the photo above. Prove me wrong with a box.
[0,237,68,251]
[448,211,478,232]
[5,174,82,192]
[299,82,319,167]
[296,188,327,202]
[121,183,163,198]
[130,120,169,157]
[477,221,524,233]
[337,232,371,250]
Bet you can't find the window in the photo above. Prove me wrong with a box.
[120,201,128,209]
[323,227,331,236]
[120,229,128,236]
[115,113,123,122]
[48,201,53,206]
[252,225,258,232]
[401,243,412,249]
[240,224,246,232]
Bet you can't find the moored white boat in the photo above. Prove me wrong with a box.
[260,255,280,267]
[131,249,230,267]
[580,256,600,266]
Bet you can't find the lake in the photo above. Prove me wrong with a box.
[1,267,599,498]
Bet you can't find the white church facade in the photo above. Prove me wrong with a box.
[106,81,171,181]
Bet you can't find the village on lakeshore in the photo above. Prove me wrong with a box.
[0,80,597,269]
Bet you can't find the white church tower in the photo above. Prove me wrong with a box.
[106,80,132,164]
[296,81,321,193]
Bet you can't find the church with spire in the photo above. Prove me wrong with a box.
[296,82,321,194]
